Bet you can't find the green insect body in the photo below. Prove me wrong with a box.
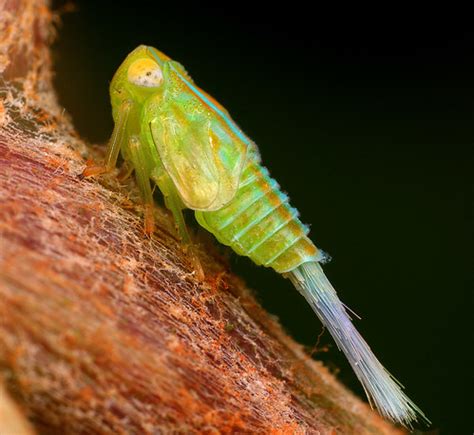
[83,45,429,427]
[195,147,321,273]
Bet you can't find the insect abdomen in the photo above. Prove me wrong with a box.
[195,155,321,273]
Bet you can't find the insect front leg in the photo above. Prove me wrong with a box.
[82,100,131,177]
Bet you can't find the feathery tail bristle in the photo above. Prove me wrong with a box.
[288,261,430,428]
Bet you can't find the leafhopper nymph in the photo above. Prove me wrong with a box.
[83,45,429,427]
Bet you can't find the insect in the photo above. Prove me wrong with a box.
[83,45,429,427]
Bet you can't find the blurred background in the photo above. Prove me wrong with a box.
[51,2,472,433]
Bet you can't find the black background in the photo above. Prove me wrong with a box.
[52,2,472,433]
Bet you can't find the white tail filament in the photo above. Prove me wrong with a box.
[287,261,430,427]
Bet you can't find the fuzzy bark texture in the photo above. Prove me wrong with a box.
[0,1,404,433]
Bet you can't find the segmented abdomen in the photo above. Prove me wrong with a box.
[195,153,321,273]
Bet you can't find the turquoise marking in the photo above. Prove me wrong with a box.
[147,47,165,67]
[167,65,251,147]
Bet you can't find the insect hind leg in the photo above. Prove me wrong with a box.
[155,176,205,280]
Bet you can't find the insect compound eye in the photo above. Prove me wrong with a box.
[127,58,163,88]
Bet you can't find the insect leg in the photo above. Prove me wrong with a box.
[160,179,205,279]
[82,100,131,177]
[128,135,155,234]
[117,160,134,182]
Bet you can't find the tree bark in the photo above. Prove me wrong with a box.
[0,1,404,433]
